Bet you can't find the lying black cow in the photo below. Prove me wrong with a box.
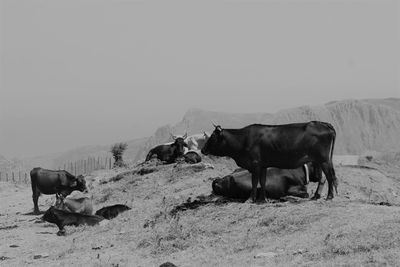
[95,204,131,220]
[42,206,104,236]
[30,167,87,214]
[145,134,188,164]
[183,151,202,164]
[202,122,338,203]
[212,162,322,200]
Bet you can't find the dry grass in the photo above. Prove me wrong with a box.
[1,157,400,266]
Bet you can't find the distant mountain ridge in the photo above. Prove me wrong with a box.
[134,98,400,161]
[2,98,399,173]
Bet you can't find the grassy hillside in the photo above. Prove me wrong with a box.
[1,155,400,266]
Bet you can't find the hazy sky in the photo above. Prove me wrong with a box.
[1,0,399,158]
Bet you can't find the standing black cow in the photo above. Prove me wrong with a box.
[145,134,188,164]
[30,168,87,214]
[201,121,338,203]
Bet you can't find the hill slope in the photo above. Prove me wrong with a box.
[1,157,400,266]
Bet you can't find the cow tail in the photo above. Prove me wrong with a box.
[327,123,338,195]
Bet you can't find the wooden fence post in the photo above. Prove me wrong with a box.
[12,172,15,182]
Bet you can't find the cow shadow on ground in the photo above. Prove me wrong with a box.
[23,211,45,216]
[170,194,309,216]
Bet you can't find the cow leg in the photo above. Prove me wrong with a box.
[55,221,66,236]
[320,162,336,200]
[259,168,268,203]
[246,172,259,203]
[30,176,41,214]
[311,176,326,200]
[32,188,40,214]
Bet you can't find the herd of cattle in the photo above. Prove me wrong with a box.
[29,121,338,235]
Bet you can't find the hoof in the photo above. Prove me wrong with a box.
[56,230,66,236]
[257,198,268,204]
[244,198,256,204]
[300,192,309,198]
[310,194,321,200]
[33,211,41,215]
[325,195,334,201]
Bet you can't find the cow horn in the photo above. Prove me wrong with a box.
[212,121,217,128]
[183,132,187,139]
[170,133,176,140]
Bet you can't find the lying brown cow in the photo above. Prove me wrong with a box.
[212,162,323,200]
[55,190,93,215]
[42,206,104,236]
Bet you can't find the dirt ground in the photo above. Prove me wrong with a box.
[1,157,400,267]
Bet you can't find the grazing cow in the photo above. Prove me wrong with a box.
[42,206,104,236]
[183,151,202,164]
[145,134,188,164]
[212,162,323,200]
[201,121,338,203]
[55,190,93,215]
[95,204,131,219]
[185,132,210,151]
[30,168,87,214]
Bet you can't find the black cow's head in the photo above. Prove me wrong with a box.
[212,177,227,196]
[201,125,227,156]
[73,175,88,193]
[42,206,58,224]
[171,133,188,158]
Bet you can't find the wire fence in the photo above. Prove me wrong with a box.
[57,157,115,176]
[0,157,115,185]
[0,171,30,184]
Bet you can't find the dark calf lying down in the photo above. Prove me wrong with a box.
[42,206,104,236]
[95,204,131,220]
[212,162,322,200]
